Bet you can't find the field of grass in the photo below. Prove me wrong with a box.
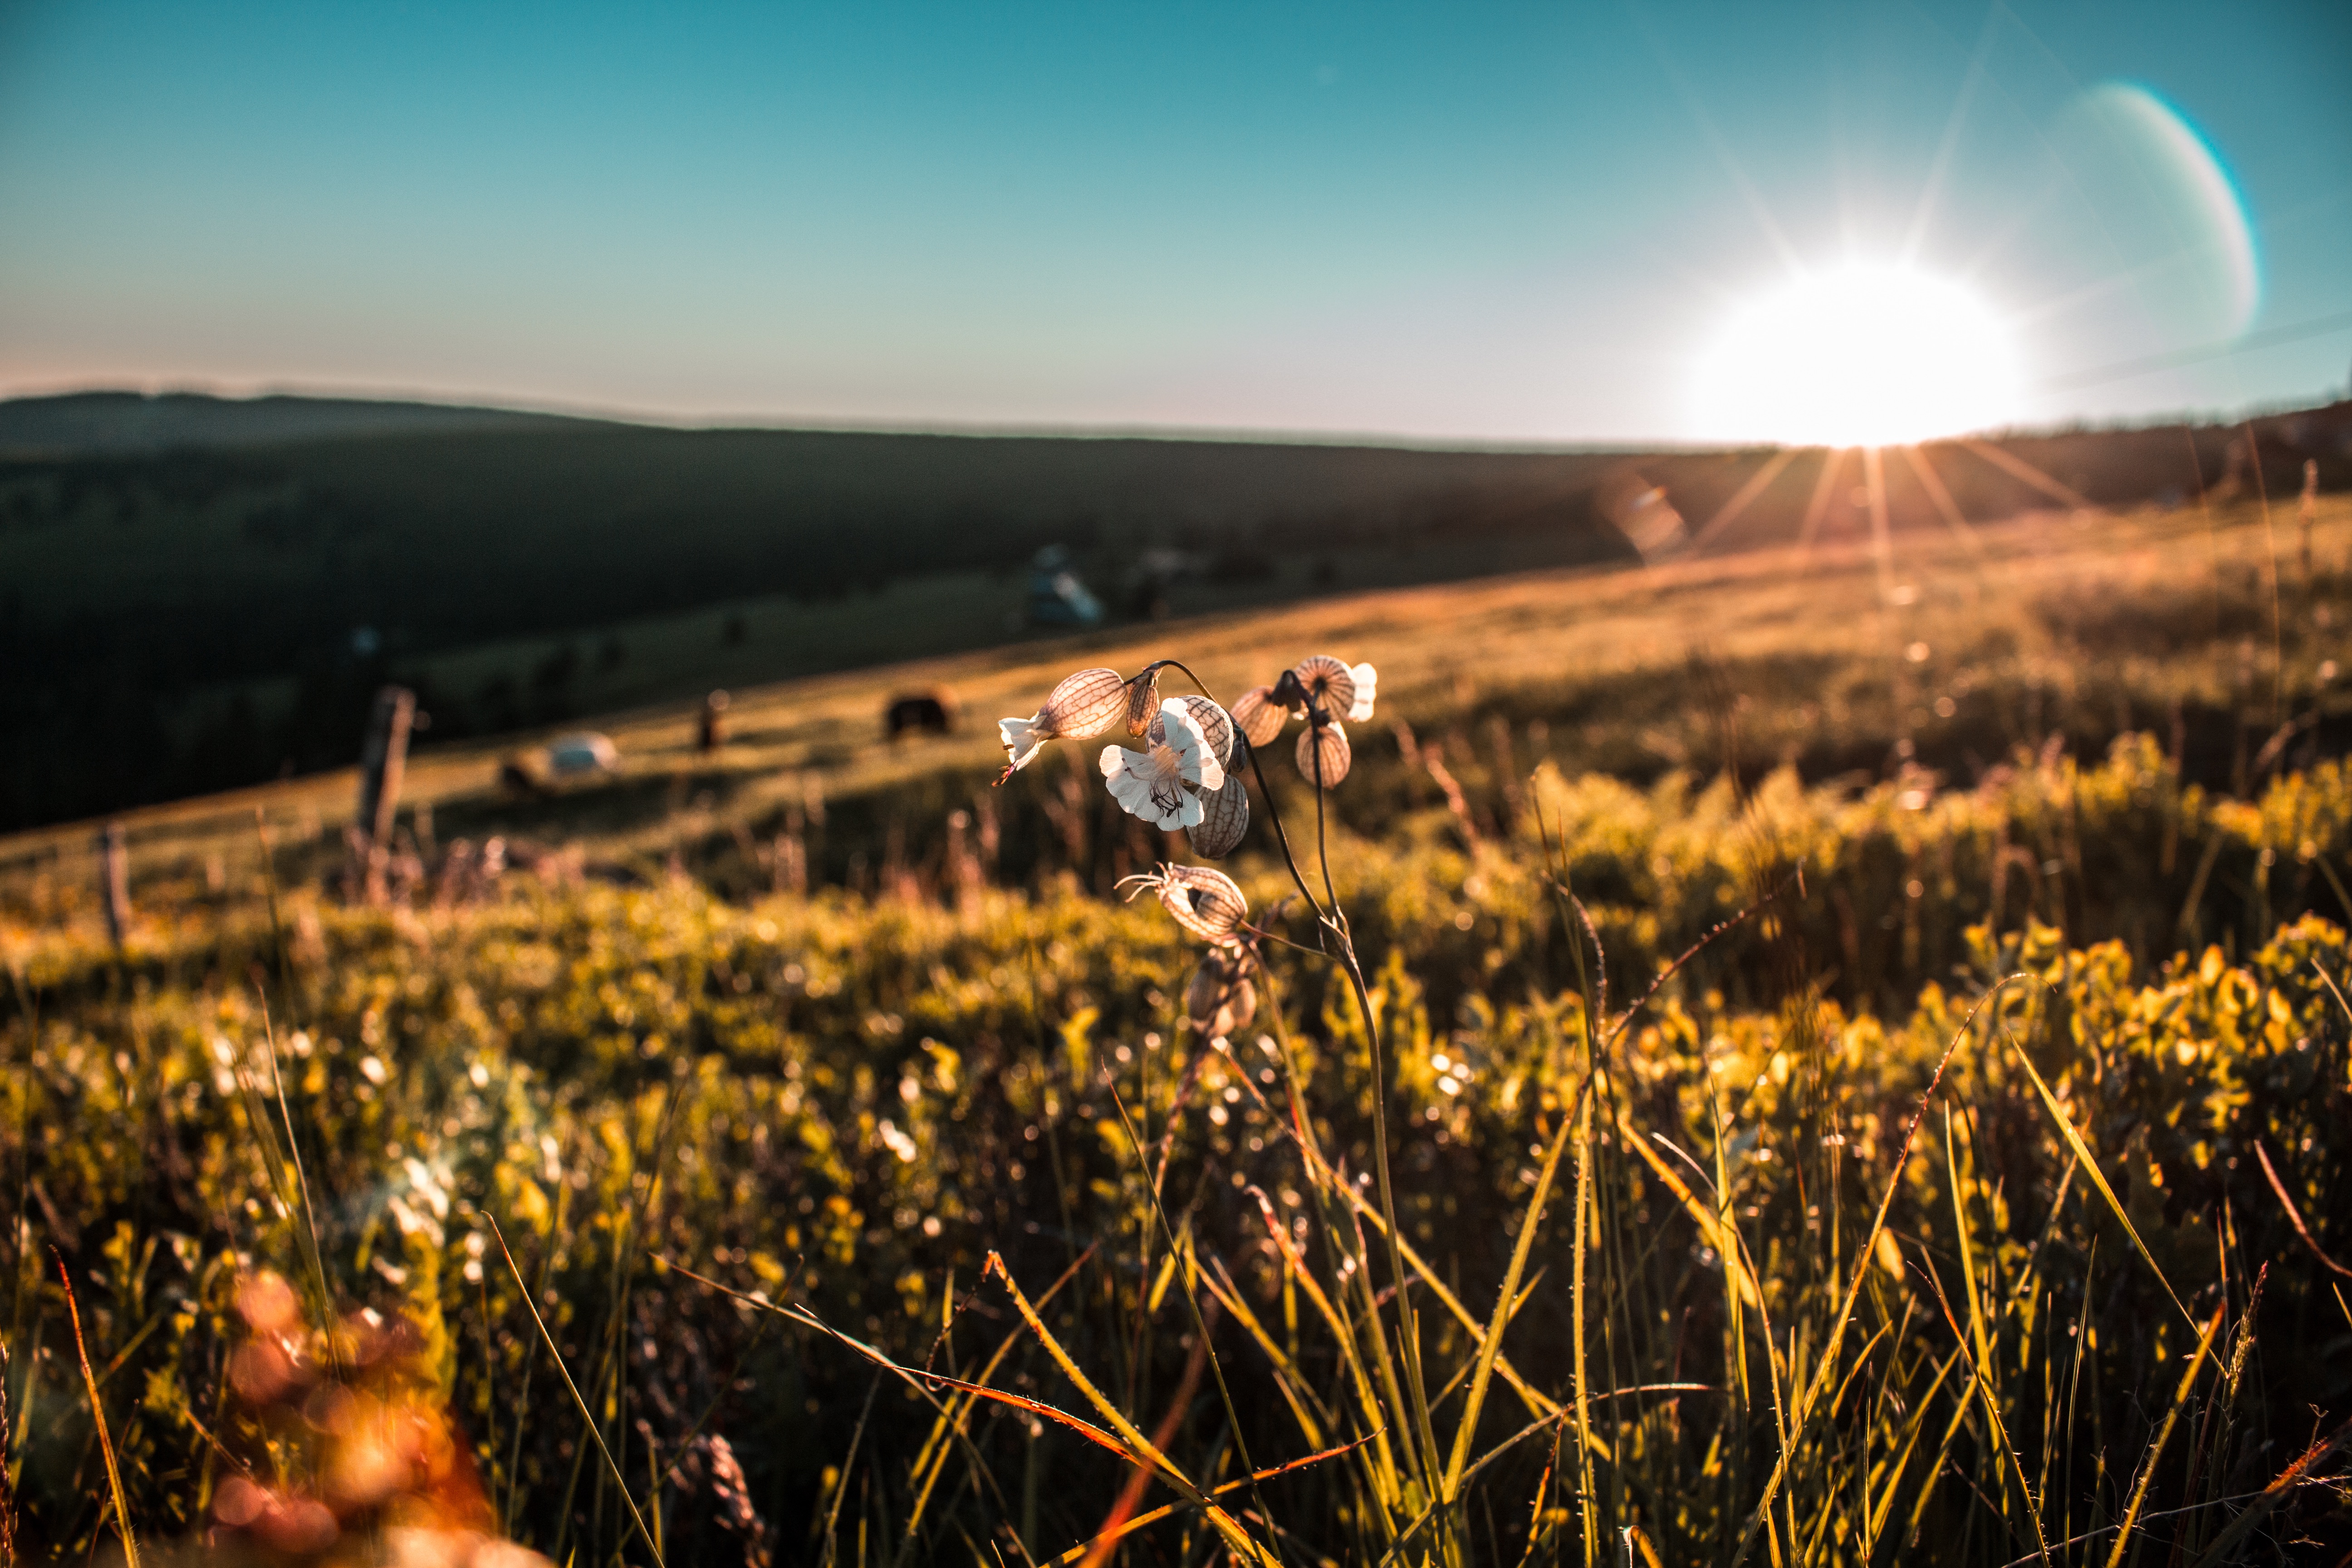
[3,491,2351,1564]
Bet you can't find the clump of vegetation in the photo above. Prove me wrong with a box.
[6,656,2350,1563]
[6,494,2352,1563]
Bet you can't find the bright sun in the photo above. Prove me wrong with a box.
[1693,265,2022,448]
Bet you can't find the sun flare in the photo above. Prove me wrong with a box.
[1693,264,2022,448]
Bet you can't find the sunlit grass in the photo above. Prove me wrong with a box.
[1,494,2349,1563]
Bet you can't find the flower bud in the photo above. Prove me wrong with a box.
[1188,767,1250,858]
[1230,686,1287,748]
[1123,666,1164,738]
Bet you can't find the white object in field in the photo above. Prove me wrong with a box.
[546,733,620,776]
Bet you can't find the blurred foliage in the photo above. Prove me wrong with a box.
[4,725,2349,1560]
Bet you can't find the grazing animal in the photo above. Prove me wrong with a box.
[497,759,549,797]
[884,688,961,740]
[546,732,620,776]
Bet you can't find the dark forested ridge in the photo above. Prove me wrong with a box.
[6,389,2347,832]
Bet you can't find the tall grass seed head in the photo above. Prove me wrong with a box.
[1119,862,1250,946]
[997,666,1127,774]
[1100,699,1225,828]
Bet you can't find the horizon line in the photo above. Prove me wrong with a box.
[0,375,2340,456]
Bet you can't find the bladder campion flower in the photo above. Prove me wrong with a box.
[1297,718,1352,788]
[1100,699,1225,829]
[1147,695,1250,856]
[1151,693,1236,765]
[1230,685,1287,748]
[1294,655,1376,720]
[1230,655,1377,751]
[1191,761,1251,857]
[1119,862,1250,946]
[1186,947,1258,1038]
[997,667,1127,776]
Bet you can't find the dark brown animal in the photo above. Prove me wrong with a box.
[884,687,961,740]
[497,759,549,797]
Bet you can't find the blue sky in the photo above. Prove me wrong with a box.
[1,0,2346,443]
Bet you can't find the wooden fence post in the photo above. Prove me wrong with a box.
[356,685,417,905]
[98,821,131,950]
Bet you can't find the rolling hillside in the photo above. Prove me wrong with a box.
[6,389,2346,833]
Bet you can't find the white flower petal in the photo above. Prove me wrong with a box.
[1347,662,1378,722]
[999,715,1047,769]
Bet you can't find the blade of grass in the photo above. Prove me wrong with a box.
[822,1374,881,1568]
[1106,1087,1287,1567]
[1917,1248,2052,1564]
[2183,1418,2351,1568]
[1441,1071,1581,1502]
[1049,1437,1373,1568]
[487,1215,667,1568]
[2102,1301,2226,1568]
[254,995,339,1372]
[1728,978,2026,1568]
[57,1253,137,1568]
[2250,1137,2352,1277]
[984,1251,1279,1568]
[900,1246,1098,1563]
[2002,1026,2195,1330]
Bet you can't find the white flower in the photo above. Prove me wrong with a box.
[1100,699,1225,829]
[998,667,1127,774]
[1346,662,1378,722]
[997,715,1050,771]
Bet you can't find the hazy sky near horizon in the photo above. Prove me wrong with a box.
[1,0,2347,445]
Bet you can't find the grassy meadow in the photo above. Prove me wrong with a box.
[3,490,2352,1564]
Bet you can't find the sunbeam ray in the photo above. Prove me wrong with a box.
[1794,446,1849,560]
[1628,5,1804,276]
[1900,3,2004,269]
[1862,445,1896,602]
[1900,443,1990,559]
[1687,448,1801,555]
[1957,437,2097,511]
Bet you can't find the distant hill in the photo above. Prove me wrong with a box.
[0,390,607,456]
[5,388,2347,833]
